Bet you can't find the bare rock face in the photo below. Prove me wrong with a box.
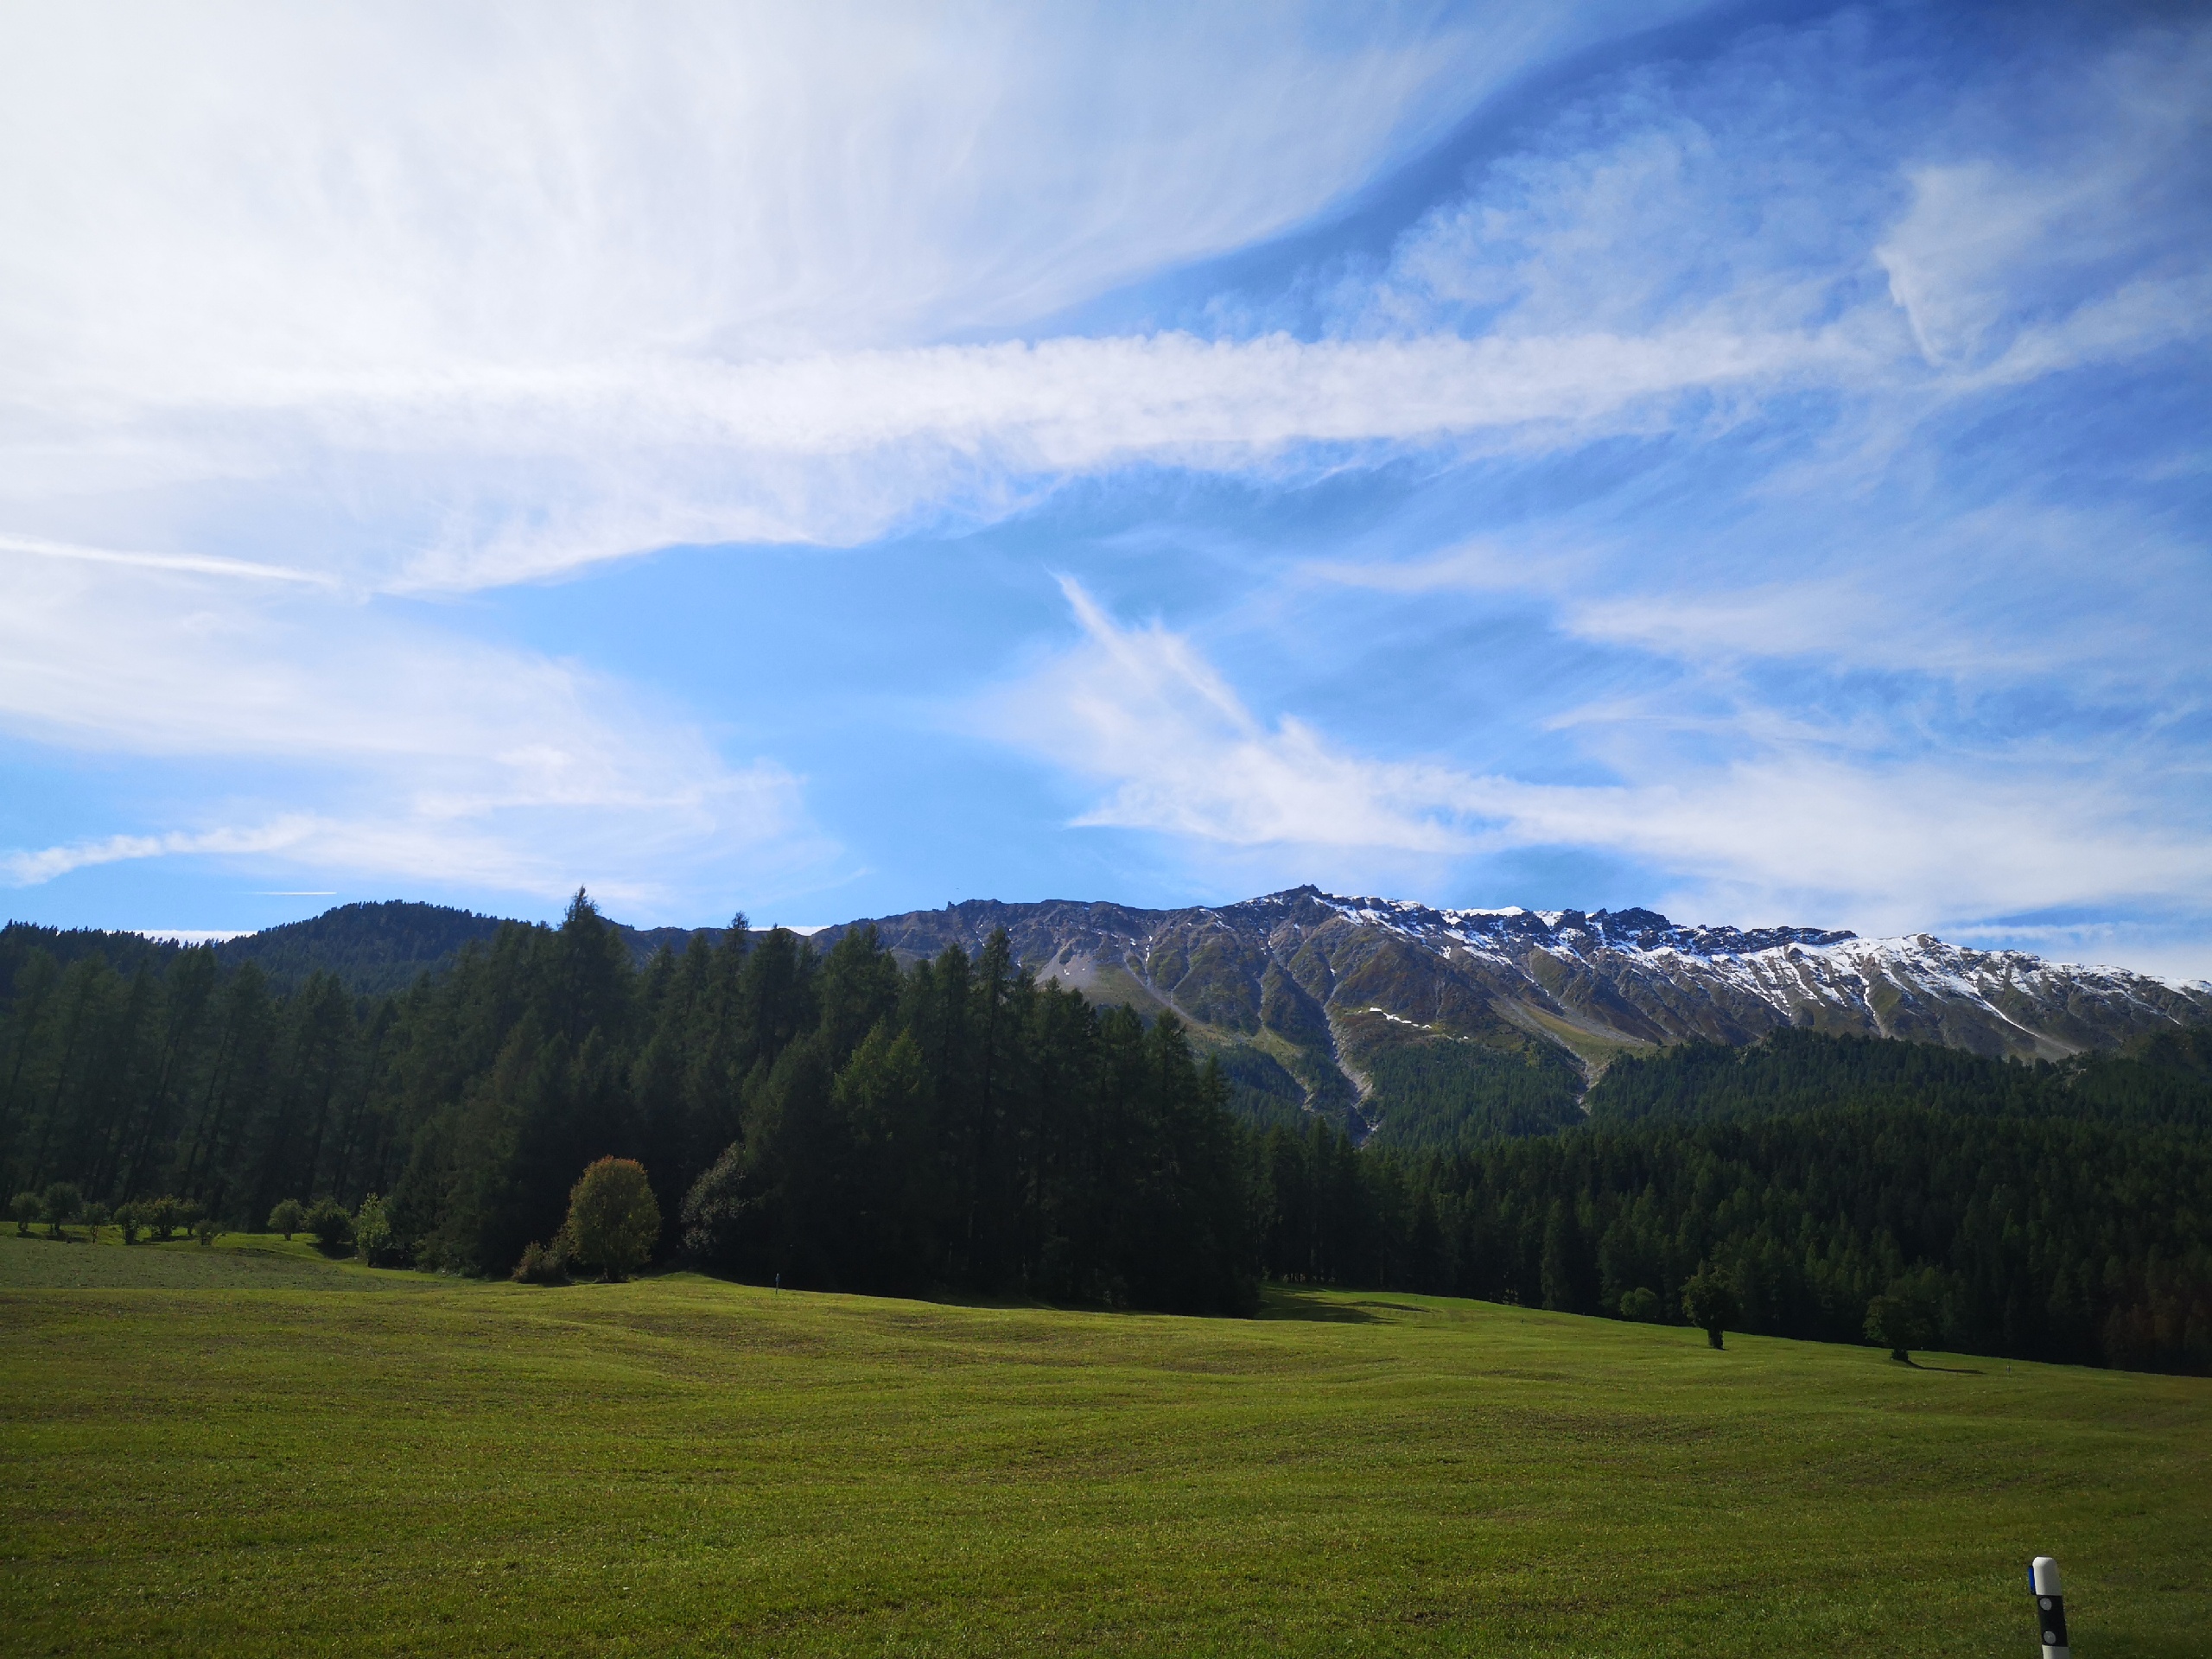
[810,887,2212,1135]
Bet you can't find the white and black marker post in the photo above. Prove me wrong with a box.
[2031,1557,2069,1659]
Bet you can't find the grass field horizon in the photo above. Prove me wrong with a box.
[3,1230,2205,1656]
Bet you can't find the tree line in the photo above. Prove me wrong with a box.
[2,900,2206,1369]
[1582,1025,2212,1131]
[0,895,1255,1314]
[1253,1106,2211,1372]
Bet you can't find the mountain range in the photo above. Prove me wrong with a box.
[37,885,2191,1145]
[808,887,2212,1141]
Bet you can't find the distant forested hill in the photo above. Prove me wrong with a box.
[212,902,507,995]
[0,901,741,1000]
[0,905,512,1001]
[1586,1027,2212,1132]
[211,901,741,995]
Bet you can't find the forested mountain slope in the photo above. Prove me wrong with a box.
[811,887,2212,1141]
[215,902,507,994]
[1586,1027,2212,1132]
[1,903,734,999]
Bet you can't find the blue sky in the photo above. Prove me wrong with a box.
[2,1,2208,977]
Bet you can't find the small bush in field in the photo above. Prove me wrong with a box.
[304,1197,353,1253]
[116,1204,142,1244]
[268,1198,306,1239]
[143,1196,184,1240]
[1618,1287,1662,1323]
[563,1159,660,1281]
[194,1216,220,1247]
[354,1194,393,1266]
[512,1236,571,1285]
[10,1192,38,1236]
[80,1201,111,1234]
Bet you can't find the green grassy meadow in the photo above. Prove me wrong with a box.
[3,1231,2205,1656]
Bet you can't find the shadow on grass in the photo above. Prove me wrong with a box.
[672,1268,1427,1325]
[1259,1286,1424,1324]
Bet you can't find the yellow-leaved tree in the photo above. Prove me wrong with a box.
[563,1158,660,1281]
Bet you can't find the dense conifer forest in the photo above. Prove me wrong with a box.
[1582,1026,2212,1130]
[2,899,2207,1368]
[0,898,1255,1314]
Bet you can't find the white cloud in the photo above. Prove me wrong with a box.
[0,548,825,912]
[3,5,2199,601]
[3,313,1852,591]
[0,532,335,588]
[984,579,1476,855]
[0,1,1707,587]
[2,821,320,887]
[1940,924,2212,988]
[1476,760,2212,943]
[3,3,1643,379]
[356,322,1842,588]
[990,585,2212,956]
[1283,16,2212,708]
[1308,487,2212,708]
[1876,27,2212,372]
[1566,497,2210,690]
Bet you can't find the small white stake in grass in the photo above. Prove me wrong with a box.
[2031,1557,2069,1659]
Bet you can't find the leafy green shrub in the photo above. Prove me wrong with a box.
[10,1192,38,1236]
[1618,1286,1662,1323]
[353,1194,394,1267]
[511,1236,570,1285]
[194,1216,220,1247]
[143,1196,184,1241]
[268,1198,306,1239]
[1681,1263,1740,1351]
[115,1204,142,1245]
[304,1197,353,1254]
[80,1201,111,1235]
[563,1158,660,1281]
[41,1182,82,1239]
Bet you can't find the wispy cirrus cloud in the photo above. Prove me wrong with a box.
[0,533,335,588]
[0,547,824,912]
[988,583,2212,957]
[3,2,1637,381]
[0,1,1699,587]
[353,321,1846,588]
[4,4,2199,601]
[16,7,2183,607]
[3,821,321,887]
[987,578,1473,856]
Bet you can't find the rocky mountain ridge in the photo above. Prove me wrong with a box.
[812,886,2212,1137]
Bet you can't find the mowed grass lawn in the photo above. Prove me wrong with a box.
[3,1232,2206,1656]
